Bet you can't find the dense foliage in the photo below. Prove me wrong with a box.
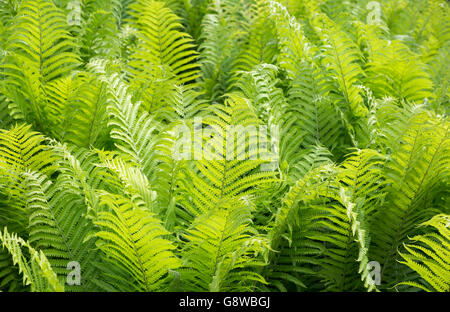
[0,0,449,292]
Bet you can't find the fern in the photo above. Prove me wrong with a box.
[127,0,200,111]
[231,0,278,79]
[268,0,314,78]
[0,238,25,291]
[311,12,368,119]
[311,150,384,291]
[180,196,268,292]
[0,0,448,294]
[198,0,249,101]
[182,94,278,218]
[397,214,450,292]
[0,226,64,292]
[93,191,181,292]
[0,124,57,233]
[264,164,335,291]
[365,39,434,103]
[371,112,449,289]
[44,73,109,148]
[288,61,350,156]
[1,0,79,130]
[21,170,100,291]
[91,65,160,178]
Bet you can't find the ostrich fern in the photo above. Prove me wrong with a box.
[0,0,448,293]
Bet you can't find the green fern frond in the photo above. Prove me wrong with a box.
[180,196,268,292]
[311,13,368,119]
[198,0,249,101]
[0,123,57,178]
[93,191,181,292]
[234,63,284,122]
[365,39,434,103]
[0,226,64,292]
[263,164,336,291]
[291,150,384,291]
[80,9,120,61]
[288,60,350,156]
[0,94,13,129]
[0,244,25,291]
[44,73,109,148]
[127,0,200,111]
[96,151,156,213]
[397,214,450,292]
[21,170,100,291]
[130,0,200,84]
[230,0,278,79]
[268,0,314,78]
[183,94,278,218]
[372,112,449,288]
[0,124,57,232]
[1,0,79,129]
[92,67,161,178]
[146,122,191,231]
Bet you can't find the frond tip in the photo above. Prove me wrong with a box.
[0,227,64,292]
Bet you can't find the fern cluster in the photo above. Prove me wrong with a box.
[0,0,448,292]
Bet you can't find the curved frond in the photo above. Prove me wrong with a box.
[1,0,79,129]
[93,191,181,292]
[180,197,268,292]
[397,214,450,292]
[0,226,64,292]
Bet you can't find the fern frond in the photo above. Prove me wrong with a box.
[365,39,433,103]
[0,124,57,232]
[183,94,278,218]
[127,0,200,112]
[262,164,335,291]
[180,196,268,292]
[397,214,450,292]
[288,60,350,156]
[93,68,161,178]
[311,13,368,119]
[1,0,79,129]
[0,226,64,292]
[268,0,314,78]
[96,150,156,213]
[198,0,249,101]
[275,150,384,291]
[372,112,449,288]
[93,191,181,292]
[21,170,100,291]
[146,122,191,231]
[0,243,25,291]
[130,0,200,84]
[0,94,13,129]
[44,73,109,148]
[230,0,278,79]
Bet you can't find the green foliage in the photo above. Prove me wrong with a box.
[0,226,64,292]
[180,197,268,291]
[0,0,448,293]
[397,214,449,292]
[127,0,200,112]
[371,112,449,288]
[0,124,57,233]
[93,191,181,291]
[0,0,79,130]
